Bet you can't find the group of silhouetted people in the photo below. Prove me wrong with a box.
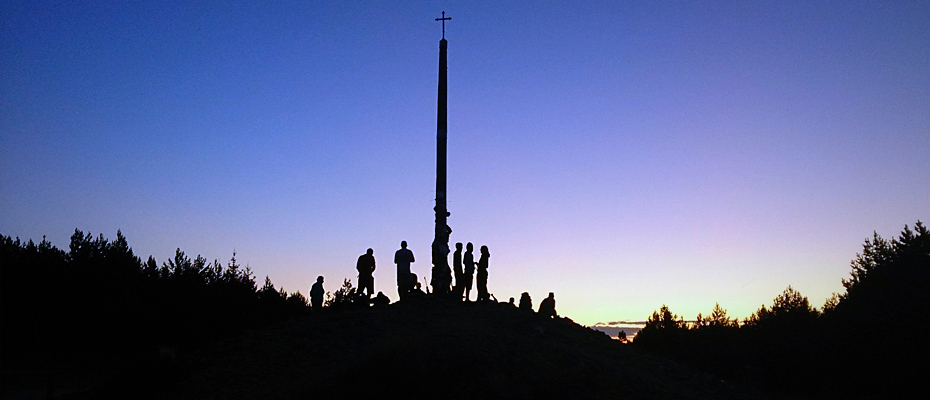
[450,242,491,301]
[516,291,557,318]
[396,240,491,302]
[308,241,557,317]
[310,241,493,305]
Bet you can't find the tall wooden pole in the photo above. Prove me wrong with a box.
[432,12,451,293]
[435,37,447,242]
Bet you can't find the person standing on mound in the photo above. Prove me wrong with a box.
[477,245,490,301]
[462,242,475,301]
[394,241,415,300]
[356,248,376,299]
[452,242,464,298]
[310,276,325,310]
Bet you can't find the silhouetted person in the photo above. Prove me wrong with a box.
[402,273,426,297]
[519,292,533,311]
[431,240,452,295]
[310,276,325,310]
[509,297,516,307]
[394,241,415,300]
[357,248,376,299]
[463,242,475,301]
[477,245,490,302]
[451,242,464,298]
[372,291,390,307]
[538,292,556,318]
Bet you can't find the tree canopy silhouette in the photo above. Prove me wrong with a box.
[820,221,929,398]
[633,221,929,398]
[0,229,309,376]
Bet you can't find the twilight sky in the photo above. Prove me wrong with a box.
[2,1,928,326]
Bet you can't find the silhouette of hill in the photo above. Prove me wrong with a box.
[87,298,781,400]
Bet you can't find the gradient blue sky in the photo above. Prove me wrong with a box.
[2,1,928,325]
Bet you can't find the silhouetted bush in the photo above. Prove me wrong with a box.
[285,291,309,315]
[325,279,358,309]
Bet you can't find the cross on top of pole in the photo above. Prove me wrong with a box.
[435,11,451,39]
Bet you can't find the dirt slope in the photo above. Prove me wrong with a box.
[120,297,782,400]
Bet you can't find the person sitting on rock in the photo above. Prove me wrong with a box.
[406,273,426,297]
[538,292,557,318]
[519,292,533,311]
[372,291,390,307]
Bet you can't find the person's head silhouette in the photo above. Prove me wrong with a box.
[366,248,373,255]
[401,241,407,249]
[466,242,473,251]
[456,242,463,250]
[317,276,324,283]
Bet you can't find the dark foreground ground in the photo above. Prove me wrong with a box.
[68,298,788,399]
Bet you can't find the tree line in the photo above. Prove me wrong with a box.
[0,229,312,370]
[3,222,925,397]
[633,221,929,399]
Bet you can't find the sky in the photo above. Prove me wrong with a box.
[2,1,928,326]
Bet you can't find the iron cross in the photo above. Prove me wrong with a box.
[435,11,451,39]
